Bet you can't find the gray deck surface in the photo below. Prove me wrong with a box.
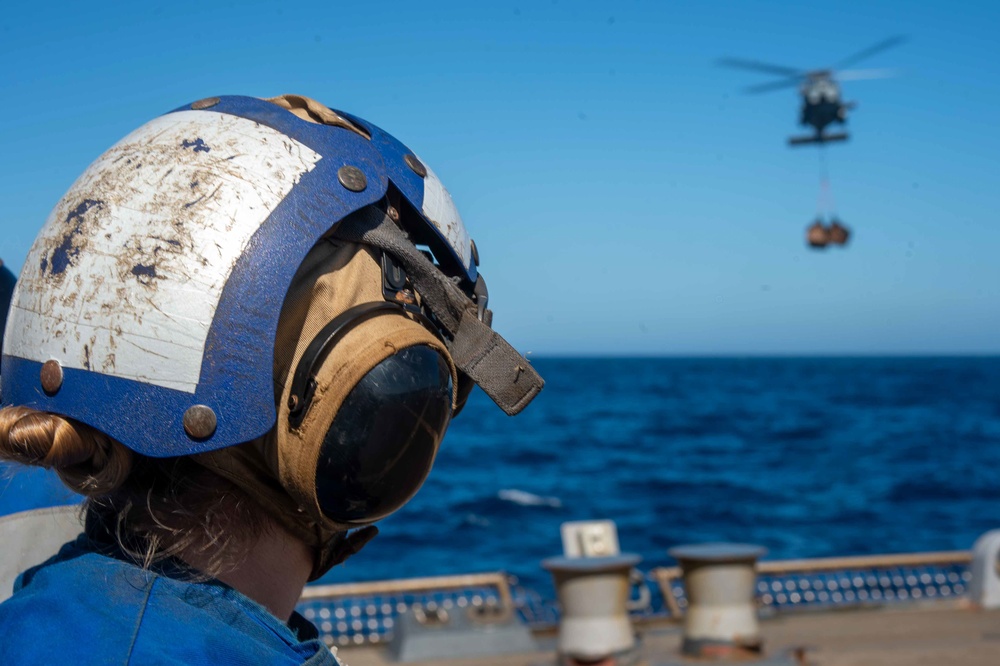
[335,603,1000,666]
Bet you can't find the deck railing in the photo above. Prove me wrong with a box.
[297,551,974,647]
[651,550,972,618]
[297,572,515,647]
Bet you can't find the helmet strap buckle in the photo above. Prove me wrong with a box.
[380,251,421,314]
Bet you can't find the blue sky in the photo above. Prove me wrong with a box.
[1,1,997,355]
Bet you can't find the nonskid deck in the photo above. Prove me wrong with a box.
[336,603,1000,666]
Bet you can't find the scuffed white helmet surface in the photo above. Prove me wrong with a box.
[7,110,322,394]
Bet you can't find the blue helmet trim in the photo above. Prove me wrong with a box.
[3,97,387,456]
[185,99,475,283]
[333,110,477,283]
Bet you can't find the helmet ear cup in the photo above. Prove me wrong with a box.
[314,345,453,524]
[452,373,476,417]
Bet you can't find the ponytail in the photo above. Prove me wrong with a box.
[0,406,133,495]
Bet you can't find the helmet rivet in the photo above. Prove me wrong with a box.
[40,360,63,395]
[191,97,221,110]
[183,405,217,440]
[338,166,368,192]
[404,154,427,178]
[470,239,480,266]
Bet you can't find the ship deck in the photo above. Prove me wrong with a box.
[336,602,1000,666]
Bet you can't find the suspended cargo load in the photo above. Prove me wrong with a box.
[827,219,851,246]
[806,220,830,249]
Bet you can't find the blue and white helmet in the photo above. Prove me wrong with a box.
[1,95,542,458]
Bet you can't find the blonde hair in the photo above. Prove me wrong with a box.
[0,406,133,495]
[0,406,268,577]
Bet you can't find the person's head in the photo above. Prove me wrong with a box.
[0,94,543,579]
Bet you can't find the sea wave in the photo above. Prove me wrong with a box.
[7,357,1000,593]
[498,488,563,508]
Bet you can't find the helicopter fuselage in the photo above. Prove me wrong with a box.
[799,73,853,139]
[719,35,904,147]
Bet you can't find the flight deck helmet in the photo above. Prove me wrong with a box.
[0,95,543,535]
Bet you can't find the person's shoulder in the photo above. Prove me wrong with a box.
[129,577,342,665]
[0,540,340,665]
[0,541,157,664]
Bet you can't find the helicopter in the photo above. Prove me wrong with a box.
[719,36,905,146]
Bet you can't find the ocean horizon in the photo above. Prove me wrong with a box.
[3,356,999,594]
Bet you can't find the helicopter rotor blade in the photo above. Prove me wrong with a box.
[716,57,804,78]
[834,35,907,70]
[835,68,899,82]
[743,77,804,95]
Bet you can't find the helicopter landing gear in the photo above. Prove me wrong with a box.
[788,131,848,146]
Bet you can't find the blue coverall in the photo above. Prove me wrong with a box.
[0,535,340,665]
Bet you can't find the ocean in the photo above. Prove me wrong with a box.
[3,357,999,595]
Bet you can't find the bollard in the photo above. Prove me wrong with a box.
[669,543,767,660]
[542,554,641,665]
[970,529,1000,609]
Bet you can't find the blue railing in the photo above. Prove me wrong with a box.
[296,552,972,648]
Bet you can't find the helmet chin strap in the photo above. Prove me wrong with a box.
[314,525,380,578]
[334,207,544,415]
